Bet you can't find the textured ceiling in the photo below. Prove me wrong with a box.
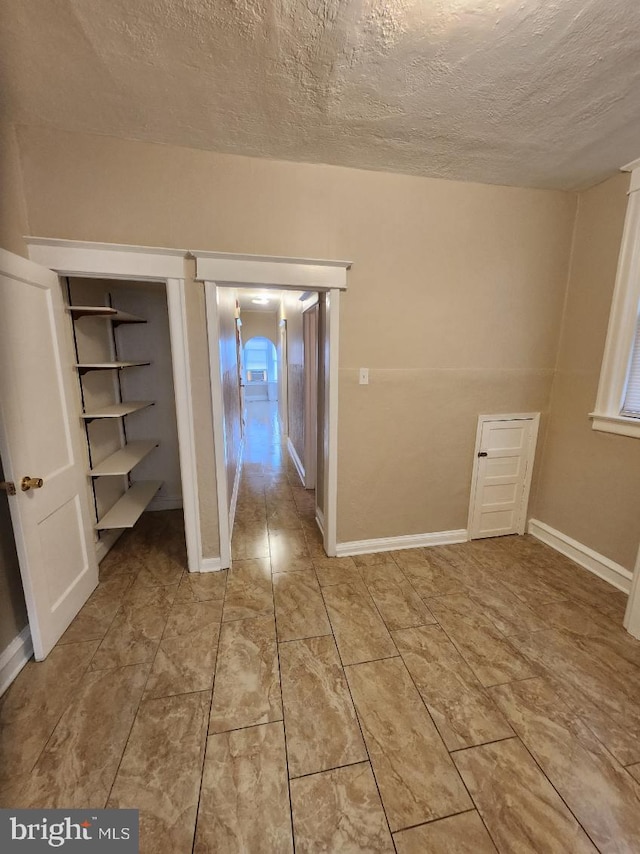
[2,0,640,189]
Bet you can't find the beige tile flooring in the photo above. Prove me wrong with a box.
[2,402,640,852]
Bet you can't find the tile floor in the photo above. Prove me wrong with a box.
[2,401,640,852]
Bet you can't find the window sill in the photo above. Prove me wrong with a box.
[590,412,640,438]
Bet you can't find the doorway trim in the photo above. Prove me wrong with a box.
[194,251,350,558]
[302,302,319,490]
[25,238,209,572]
[467,411,540,539]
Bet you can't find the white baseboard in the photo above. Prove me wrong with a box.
[0,625,33,697]
[197,557,226,573]
[336,528,468,558]
[528,519,632,594]
[315,506,325,537]
[229,437,245,535]
[148,496,183,512]
[287,437,305,486]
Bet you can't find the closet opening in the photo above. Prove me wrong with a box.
[65,277,187,574]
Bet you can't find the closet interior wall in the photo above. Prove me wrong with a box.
[67,278,182,558]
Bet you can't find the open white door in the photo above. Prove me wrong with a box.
[0,248,98,659]
[468,414,539,540]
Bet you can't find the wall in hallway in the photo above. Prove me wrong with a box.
[532,172,640,570]
[280,291,305,474]
[240,310,278,347]
[17,126,577,545]
[218,288,243,510]
[0,121,29,256]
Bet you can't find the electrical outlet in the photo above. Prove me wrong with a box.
[359,367,369,385]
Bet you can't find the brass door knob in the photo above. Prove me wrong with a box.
[21,476,44,491]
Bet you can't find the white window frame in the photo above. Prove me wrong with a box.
[592,159,640,438]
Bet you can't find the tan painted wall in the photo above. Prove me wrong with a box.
[16,126,577,543]
[532,173,640,570]
[0,456,28,654]
[0,122,29,256]
[240,310,278,347]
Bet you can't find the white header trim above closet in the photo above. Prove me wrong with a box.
[26,237,187,280]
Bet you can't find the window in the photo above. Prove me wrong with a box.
[592,160,640,438]
[243,337,277,384]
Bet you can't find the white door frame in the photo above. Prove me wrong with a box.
[625,547,640,639]
[467,412,540,539]
[194,251,349,558]
[25,238,210,572]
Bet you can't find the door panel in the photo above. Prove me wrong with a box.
[469,417,538,540]
[0,249,98,659]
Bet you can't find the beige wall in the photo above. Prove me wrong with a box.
[240,310,278,347]
[16,126,577,543]
[0,456,28,654]
[0,122,29,257]
[532,173,640,570]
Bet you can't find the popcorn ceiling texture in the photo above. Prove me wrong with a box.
[1,0,639,189]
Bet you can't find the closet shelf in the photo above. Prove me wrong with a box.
[75,360,150,375]
[90,440,159,476]
[81,400,154,420]
[67,306,146,325]
[96,480,163,530]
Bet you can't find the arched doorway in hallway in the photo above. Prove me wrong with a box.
[243,336,278,402]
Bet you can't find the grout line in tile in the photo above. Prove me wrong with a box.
[391,806,479,836]
[448,734,518,754]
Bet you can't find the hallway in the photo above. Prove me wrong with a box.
[2,401,640,852]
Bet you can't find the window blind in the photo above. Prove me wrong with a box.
[622,314,640,417]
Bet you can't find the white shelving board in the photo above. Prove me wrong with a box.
[67,306,145,324]
[90,440,159,476]
[76,361,150,374]
[96,480,163,530]
[81,400,154,420]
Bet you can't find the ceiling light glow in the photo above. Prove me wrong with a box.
[252,298,269,305]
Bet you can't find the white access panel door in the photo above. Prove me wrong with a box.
[0,248,98,660]
[469,415,539,540]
